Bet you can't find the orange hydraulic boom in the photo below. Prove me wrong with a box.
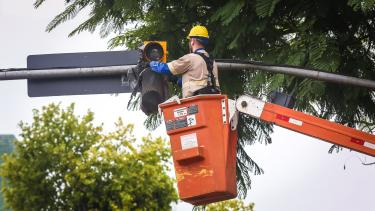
[159,94,375,205]
[236,95,375,157]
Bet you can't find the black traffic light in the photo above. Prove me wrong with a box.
[127,41,170,116]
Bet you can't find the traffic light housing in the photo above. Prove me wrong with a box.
[127,41,169,115]
[142,41,167,62]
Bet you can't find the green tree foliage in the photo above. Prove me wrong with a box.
[0,135,14,211]
[194,199,255,211]
[207,199,255,211]
[0,104,177,210]
[34,0,375,197]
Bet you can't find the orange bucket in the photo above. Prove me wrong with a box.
[159,95,238,205]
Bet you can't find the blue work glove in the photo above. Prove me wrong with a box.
[177,77,182,88]
[150,61,172,75]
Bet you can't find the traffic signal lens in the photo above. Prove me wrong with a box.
[144,42,164,61]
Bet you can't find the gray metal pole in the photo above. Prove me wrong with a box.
[0,65,136,80]
[1,62,375,90]
[217,62,375,90]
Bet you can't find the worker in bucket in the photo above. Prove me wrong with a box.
[149,25,220,98]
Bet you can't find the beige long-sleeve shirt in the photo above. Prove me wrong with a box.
[167,49,219,98]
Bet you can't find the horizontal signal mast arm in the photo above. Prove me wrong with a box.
[216,62,375,90]
[236,95,375,157]
[1,62,375,91]
[0,65,136,80]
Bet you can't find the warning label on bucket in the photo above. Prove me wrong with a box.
[186,114,196,126]
[180,133,198,150]
[174,107,188,118]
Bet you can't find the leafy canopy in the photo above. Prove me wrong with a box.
[206,199,255,211]
[0,104,177,210]
[34,0,375,197]
[194,199,255,211]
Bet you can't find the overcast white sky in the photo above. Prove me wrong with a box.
[1,1,375,211]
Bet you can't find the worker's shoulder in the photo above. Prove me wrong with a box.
[182,52,214,60]
[182,53,201,58]
[175,51,215,63]
[172,53,201,63]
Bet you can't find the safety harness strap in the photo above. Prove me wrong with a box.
[194,52,217,88]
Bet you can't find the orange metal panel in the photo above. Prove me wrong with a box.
[260,103,375,157]
[174,146,205,163]
[159,95,237,205]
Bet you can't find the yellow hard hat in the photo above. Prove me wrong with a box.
[188,25,209,39]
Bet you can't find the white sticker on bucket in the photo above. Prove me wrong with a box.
[180,133,198,150]
[174,107,187,118]
[186,114,197,126]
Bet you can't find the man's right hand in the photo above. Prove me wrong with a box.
[177,77,182,87]
[168,75,182,88]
